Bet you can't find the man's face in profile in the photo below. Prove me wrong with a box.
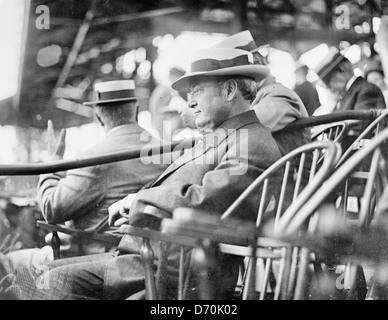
[188,78,230,131]
[325,69,347,96]
[178,105,197,129]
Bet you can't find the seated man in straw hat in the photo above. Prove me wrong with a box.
[36,80,168,258]
[314,47,386,113]
[1,47,282,300]
[212,30,311,157]
[314,47,386,155]
[0,80,168,298]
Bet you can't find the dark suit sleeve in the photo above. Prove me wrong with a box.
[354,83,386,110]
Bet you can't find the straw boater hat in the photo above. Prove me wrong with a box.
[212,30,269,53]
[314,47,348,82]
[171,48,270,91]
[83,80,143,106]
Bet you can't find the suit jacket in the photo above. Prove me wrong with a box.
[337,77,386,111]
[125,110,282,226]
[115,111,282,299]
[38,123,168,257]
[294,81,321,116]
[252,80,311,157]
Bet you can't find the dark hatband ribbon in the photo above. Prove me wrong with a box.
[317,53,345,79]
[191,55,251,73]
[98,89,135,101]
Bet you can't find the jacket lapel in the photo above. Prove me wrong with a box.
[338,77,362,111]
[150,137,215,186]
[151,110,259,186]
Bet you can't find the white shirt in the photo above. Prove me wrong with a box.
[345,75,358,91]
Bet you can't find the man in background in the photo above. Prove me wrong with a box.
[363,58,388,105]
[314,47,386,112]
[294,63,321,116]
[148,66,187,142]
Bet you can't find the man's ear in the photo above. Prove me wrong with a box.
[225,79,238,102]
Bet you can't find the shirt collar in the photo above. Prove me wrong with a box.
[106,123,143,137]
[346,75,358,91]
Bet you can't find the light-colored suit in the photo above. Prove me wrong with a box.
[252,80,311,157]
[38,123,168,256]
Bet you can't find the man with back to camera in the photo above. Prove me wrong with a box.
[0,47,283,300]
[0,80,169,299]
[37,80,169,257]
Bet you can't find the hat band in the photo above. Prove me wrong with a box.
[191,55,251,73]
[97,89,135,101]
[317,53,345,79]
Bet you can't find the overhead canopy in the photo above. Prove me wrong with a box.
[1,0,386,129]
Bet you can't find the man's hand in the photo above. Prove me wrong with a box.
[47,120,66,161]
[108,193,137,227]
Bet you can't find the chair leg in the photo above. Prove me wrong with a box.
[141,238,157,300]
[192,239,220,300]
[294,248,312,300]
[242,255,257,300]
[287,247,300,300]
[344,263,367,300]
[77,239,84,256]
[366,276,388,300]
[51,231,61,260]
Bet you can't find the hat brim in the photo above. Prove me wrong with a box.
[171,65,270,91]
[316,55,346,82]
[83,96,146,106]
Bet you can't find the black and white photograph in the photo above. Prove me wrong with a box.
[0,0,388,305]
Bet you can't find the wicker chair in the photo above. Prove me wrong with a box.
[275,126,388,300]
[120,140,342,300]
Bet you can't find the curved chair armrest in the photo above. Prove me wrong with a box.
[162,208,289,248]
[284,109,383,131]
[277,224,388,266]
[37,220,122,244]
[161,208,258,247]
[119,225,198,248]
